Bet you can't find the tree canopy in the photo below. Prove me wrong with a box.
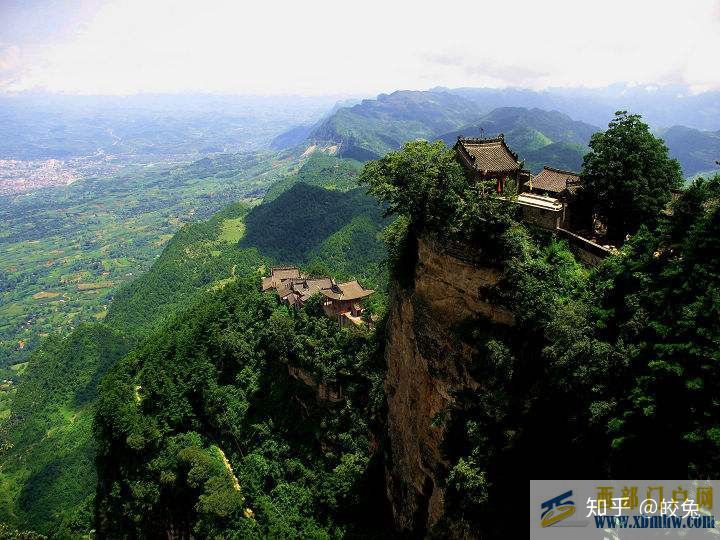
[579,111,683,242]
[359,140,467,233]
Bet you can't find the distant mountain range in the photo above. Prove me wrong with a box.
[659,125,720,176]
[0,93,340,160]
[440,84,720,131]
[280,89,720,176]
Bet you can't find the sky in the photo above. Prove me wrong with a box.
[1,0,719,95]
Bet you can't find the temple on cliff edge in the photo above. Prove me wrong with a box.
[454,134,615,265]
[261,266,375,327]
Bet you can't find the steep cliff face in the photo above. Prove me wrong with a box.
[383,237,514,535]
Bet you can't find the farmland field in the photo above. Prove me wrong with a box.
[0,151,303,368]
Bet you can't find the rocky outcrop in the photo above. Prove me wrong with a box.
[383,236,513,536]
[287,364,344,403]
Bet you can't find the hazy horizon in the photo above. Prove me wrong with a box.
[1,81,720,99]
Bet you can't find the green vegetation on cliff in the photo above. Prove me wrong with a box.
[95,279,387,538]
[361,134,719,537]
[106,203,266,335]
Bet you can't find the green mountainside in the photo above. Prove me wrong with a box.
[263,154,362,202]
[104,203,266,336]
[0,324,130,536]
[306,92,597,171]
[523,141,588,172]
[305,92,715,177]
[0,204,266,535]
[88,136,719,538]
[94,279,387,538]
[308,216,386,281]
[241,183,386,265]
[309,90,482,160]
[442,106,598,147]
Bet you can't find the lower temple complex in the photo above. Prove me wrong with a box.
[261,266,375,327]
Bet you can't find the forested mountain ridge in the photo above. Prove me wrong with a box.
[308,90,482,160]
[241,183,385,265]
[0,203,265,535]
[262,154,363,202]
[95,278,389,538]
[659,125,720,176]
[87,132,720,537]
[440,107,597,148]
[442,84,720,131]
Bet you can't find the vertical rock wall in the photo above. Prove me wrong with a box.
[383,237,514,535]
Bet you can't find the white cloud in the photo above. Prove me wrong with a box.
[0,45,21,71]
[1,0,719,94]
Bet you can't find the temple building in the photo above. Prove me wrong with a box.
[261,267,374,326]
[454,134,614,265]
[524,166,581,201]
[454,135,532,194]
[320,280,375,327]
[280,277,335,308]
[262,266,305,291]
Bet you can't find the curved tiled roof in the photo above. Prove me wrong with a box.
[527,166,581,193]
[455,135,521,173]
[263,266,304,291]
[320,280,374,301]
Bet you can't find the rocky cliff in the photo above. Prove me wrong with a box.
[383,236,515,536]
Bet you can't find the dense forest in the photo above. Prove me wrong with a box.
[95,280,388,537]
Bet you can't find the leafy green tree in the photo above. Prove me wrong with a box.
[360,140,467,234]
[579,111,683,242]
